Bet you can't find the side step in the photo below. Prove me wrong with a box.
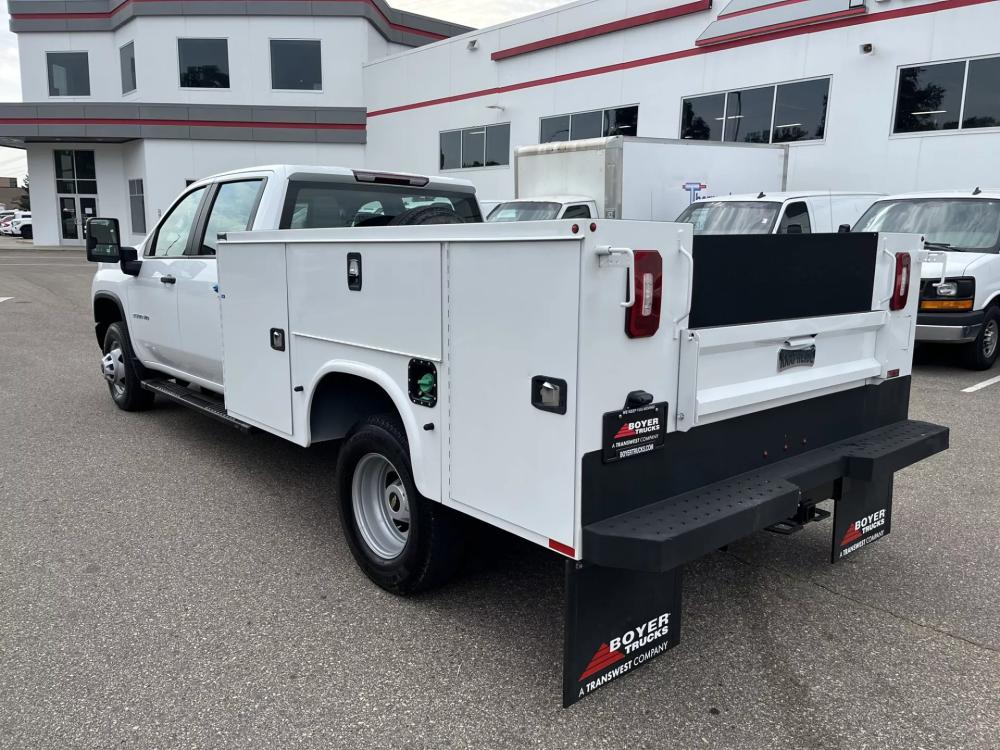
[140,379,252,433]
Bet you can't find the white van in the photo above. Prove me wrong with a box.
[676,192,882,235]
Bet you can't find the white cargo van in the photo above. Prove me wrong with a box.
[676,192,882,235]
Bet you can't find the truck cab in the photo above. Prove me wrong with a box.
[91,165,482,393]
[486,196,599,222]
[853,189,1000,369]
[676,192,881,236]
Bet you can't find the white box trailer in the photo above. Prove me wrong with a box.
[513,136,789,221]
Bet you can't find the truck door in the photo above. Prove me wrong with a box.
[178,178,266,387]
[127,186,208,372]
[776,201,812,234]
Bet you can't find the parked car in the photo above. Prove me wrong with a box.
[487,195,597,221]
[1,210,30,236]
[676,191,882,235]
[853,189,1000,369]
[11,213,31,237]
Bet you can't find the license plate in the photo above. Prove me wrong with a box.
[778,345,816,371]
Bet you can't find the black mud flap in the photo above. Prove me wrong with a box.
[831,476,893,563]
[563,561,682,707]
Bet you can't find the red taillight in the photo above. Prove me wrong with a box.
[890,252,912,311]
[626,250,662,338]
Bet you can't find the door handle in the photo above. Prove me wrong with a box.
[160,275,176,285]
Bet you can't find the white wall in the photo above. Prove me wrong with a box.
[18,16,384,106]
[364,0,1000,201]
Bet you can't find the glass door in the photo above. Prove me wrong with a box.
[57,195,99,245]
[58,196,80,242]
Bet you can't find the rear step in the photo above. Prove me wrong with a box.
[140,379,252,433]
[583,420,949,572]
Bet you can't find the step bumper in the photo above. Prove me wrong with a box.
[582,419,949,572]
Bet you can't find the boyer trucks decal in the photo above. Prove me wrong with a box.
[601,402,667,463]
[831,477,894,564]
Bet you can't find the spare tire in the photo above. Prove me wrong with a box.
[389,205,464,226]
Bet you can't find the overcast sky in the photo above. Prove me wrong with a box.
[0,0,564,183]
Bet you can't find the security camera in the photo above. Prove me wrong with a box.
[859,43,874,55]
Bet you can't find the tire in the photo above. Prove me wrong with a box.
[102,321,155,411]
[336,414,465,594]
[389,205,465,226]
[19,225,32,239]
[961,306,1000,370]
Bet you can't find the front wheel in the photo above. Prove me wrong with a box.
[961,307,1000,370]
[102,321,155,411]
[335,415,465,594]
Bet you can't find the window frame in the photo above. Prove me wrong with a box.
[539,104,640,144]
[890,53,1000,139]
[46,51,91,98]
[119,41,137,95]
[268,38,323,93]
[679,76,831,145]
[176,37,231,90]
[439,123,512,172]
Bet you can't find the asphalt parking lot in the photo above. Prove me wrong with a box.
[1,242,998,750]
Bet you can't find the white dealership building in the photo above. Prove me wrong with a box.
[1,0,999,245]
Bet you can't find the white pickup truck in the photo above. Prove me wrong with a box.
[853,190,1000,369]
[88,164,947,707]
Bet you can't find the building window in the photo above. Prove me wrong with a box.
[178,38,229,88]
[54,150,97,194]
[440,124,510,170]
[894,55,1000,134]
[46,52,90,97]
[270,39,322,91]
[128,179,146,235]
[539,105,639,143]
[120,42,136,94]
[682,78,830,144]
[894,62,964,133]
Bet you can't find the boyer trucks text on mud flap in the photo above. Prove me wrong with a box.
[88,186,947,706]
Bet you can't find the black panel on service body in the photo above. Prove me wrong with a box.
[688,233,879,329]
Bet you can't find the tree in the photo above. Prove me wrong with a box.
[18,174,29,210]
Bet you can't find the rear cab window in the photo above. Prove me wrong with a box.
[280,179,482,229]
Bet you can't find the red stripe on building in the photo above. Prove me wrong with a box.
[0,117,364,130]
[696,6,868,46]
[369,0,998,118]
[491,0,711,61]
[11,0,448,40]
[717,0,812,21]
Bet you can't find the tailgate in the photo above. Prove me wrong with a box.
[676,233,920,431]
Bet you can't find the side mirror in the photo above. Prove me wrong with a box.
[85,217,121,262]
[119,246,142,277]
[838,223,852,233]
[785,224,803,234]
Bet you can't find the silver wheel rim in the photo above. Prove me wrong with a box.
[983,320,998,360]
[102,345,126,399]
[351,453,410,560]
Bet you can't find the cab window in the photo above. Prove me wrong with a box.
[778,201,811,234]
[198,179,265,255]
[149,187,206,257]
[562,204,592,220]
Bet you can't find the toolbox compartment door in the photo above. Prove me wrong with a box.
[218,241,293,435]
[446,239,581,546]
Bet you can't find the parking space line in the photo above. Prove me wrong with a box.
[0,297,11,303]
[962,374,1000,393]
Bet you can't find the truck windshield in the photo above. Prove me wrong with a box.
[487,202,562,222]
[280,180,482,229]
[676,201,781,235]
[853,198,1000,252]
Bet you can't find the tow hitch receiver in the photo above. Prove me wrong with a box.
[767,502,832,535]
